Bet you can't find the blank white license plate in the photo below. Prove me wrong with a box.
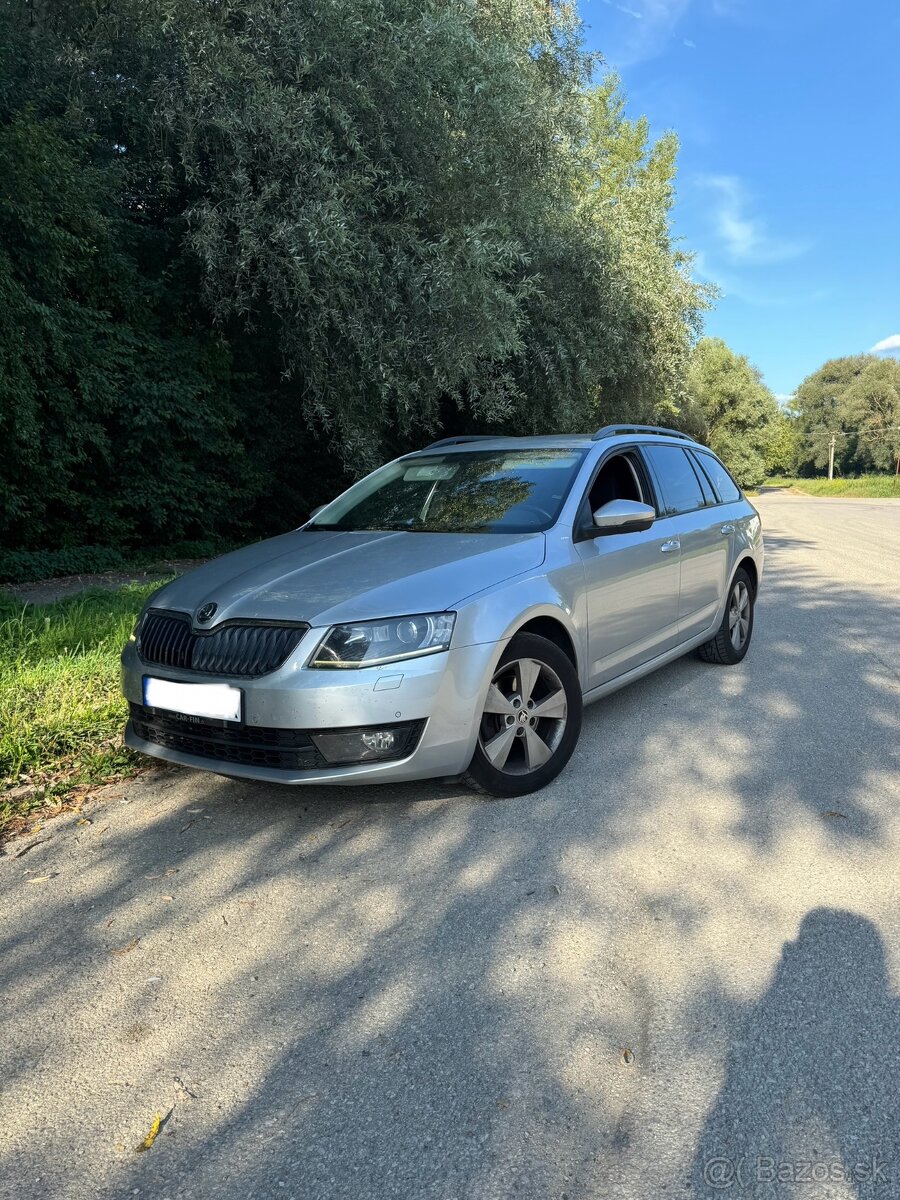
[143,676,242,723]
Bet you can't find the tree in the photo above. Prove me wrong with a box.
[0,108,245,548]
[0,0,711,555]
[575,76,710,428]
[0,2,261,549]
[148,2,709,456]
[683,338,779,488]
[843,358,900,472]
[143,0,593,462]
[764,407,802,477]
[442,70,709,439]
[793,355,871,474]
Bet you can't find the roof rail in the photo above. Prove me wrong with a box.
[424,435,502,449]
[591,424,695,443]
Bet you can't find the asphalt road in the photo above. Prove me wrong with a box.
[2,492,899,1200]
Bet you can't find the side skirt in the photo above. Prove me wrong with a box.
[581,625,717,707]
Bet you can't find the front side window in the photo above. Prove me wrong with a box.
[586,453,645,513]
[694,452,742,503]
[307,449,587,535]
[642,444,706,515]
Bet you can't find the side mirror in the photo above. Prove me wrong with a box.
[309,505,326,519]
[591,499,656,535]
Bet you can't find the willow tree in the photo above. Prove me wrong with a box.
[574,76,710,429]
[147,1,707,454]
[143,0,599,461]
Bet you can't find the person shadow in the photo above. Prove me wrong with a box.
[691,909,900,1198]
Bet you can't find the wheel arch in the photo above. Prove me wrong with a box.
[707,552,761,636]
[736,555,759,595]
[513,615,579,673]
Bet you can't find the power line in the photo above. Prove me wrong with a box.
[829,426,900,436]
[822,427,900,480]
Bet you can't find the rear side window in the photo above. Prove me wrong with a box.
[642,445,706,515]
[694,452,742,503]
[689,456,716,506]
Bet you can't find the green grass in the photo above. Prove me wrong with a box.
[765,475,900,498]
[0,581,168,835]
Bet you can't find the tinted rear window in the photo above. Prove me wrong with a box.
[642,445,707,515]
[694,453,742,503]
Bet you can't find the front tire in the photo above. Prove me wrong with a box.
[698,567,755,665]
[463,633,582,798]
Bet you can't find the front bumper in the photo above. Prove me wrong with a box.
[121,631,500,785]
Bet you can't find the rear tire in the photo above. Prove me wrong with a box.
[698,567,755,665]
[463,633,582,798]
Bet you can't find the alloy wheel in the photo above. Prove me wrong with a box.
[728,580,751,651]
[477,658,568,776]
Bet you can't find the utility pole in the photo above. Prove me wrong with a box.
[826,395,838,481]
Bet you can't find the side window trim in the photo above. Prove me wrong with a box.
[623,456,644,501]
[688,449,720,503]
[573,445,659,538]
[639,445,673,516]
[685,449,716,506]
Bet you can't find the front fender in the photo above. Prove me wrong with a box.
[452,559,588,690]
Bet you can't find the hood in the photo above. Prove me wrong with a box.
[145,529,546,627]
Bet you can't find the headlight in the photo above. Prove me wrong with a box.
[309,613,456,669]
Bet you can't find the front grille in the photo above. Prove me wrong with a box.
[138,610,308,678]
[129,704,326,770]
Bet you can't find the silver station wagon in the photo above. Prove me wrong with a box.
[122,426,763,797]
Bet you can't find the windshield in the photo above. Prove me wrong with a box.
[308,448,587,534]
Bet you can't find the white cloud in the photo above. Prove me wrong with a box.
[870,333,900,357]
[697,175,810,265]
[597,0,692,68]
[775,394,796,406]
[594,0,746,65]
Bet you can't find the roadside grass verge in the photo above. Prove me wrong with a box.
[765,475,900,498]
[0,581,167,838]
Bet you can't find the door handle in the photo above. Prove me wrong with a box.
[720,524,735,535]
[660,539,680,553]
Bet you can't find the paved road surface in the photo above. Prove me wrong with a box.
[2,493,899,1200]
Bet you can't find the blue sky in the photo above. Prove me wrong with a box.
[579,0,900,397]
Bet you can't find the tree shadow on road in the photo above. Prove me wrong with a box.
[1,532,899,1198]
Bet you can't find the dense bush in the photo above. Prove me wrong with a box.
[0,546,128,586]
[0,537,247,584]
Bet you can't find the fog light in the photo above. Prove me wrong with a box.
[312,721,424,766]
[362,730,396,753]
